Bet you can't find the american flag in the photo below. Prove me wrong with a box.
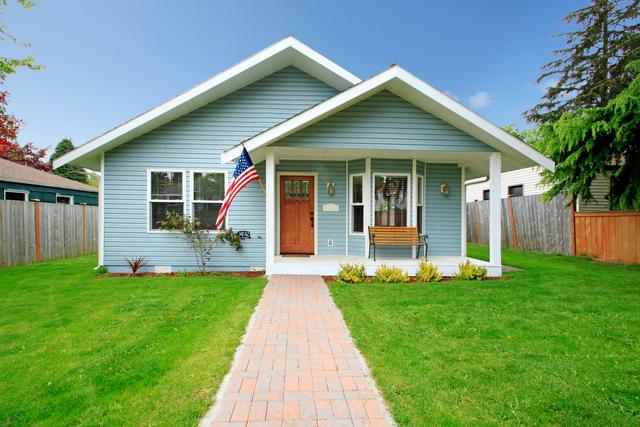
[216,147,260,230]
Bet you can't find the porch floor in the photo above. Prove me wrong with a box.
[272,255,500,277]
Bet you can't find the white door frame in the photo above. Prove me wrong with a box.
[276,171,318,256]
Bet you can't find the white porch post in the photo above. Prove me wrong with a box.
[265,148,276,273]
[411,159,417,258]
[364,158,371,258]
[98,152,105,267]
[489,153,501,267]
[461,166,467,257]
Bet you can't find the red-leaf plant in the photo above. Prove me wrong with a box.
[123,257,148,275]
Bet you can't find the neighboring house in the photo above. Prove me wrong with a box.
[55,37,553,276]
[466,166,614,212]
[0,158,98,205]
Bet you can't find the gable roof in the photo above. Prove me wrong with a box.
[0,158,98,193]
[221,66,554,173]
[53,36,361,170]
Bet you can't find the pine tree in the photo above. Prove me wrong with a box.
[50,138,87,183]
[526,0,640,124]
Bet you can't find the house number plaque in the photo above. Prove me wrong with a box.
[236,231,251,240]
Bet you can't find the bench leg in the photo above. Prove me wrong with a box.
[416,245,420,259]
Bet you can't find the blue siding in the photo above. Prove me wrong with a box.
[103,67,337,271]
[274,91,495,152]
[347,159,365,256]
[277,160,346,255]
[426,164,462,256]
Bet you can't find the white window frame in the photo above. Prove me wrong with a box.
[416,175,424,233]
[349,173,365,235]
[372,172,412,227]
[146,169,187,233]
[4,189,28,201]
[56,194,74,205]
[190,170,228,233]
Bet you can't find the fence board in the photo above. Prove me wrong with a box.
[466,194,573,255]
[0,200,99,267]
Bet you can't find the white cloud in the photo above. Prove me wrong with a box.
[468,91,491,109]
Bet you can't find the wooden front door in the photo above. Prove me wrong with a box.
[280,175,314,254]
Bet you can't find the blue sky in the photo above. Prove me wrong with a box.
[4,0,583,153]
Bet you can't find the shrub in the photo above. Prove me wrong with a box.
[123,257,147,275]
[415,258,442,282]
[336,262,367,284]
[454,260,488,281]
[374,264,410,283]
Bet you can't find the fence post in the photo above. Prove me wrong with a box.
[474,201,481,244]
[570,195,577,256]
[34,200,41,263]
[508,196,519,250]
[83,204,87,255]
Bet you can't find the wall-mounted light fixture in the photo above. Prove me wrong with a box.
[326,181,335,196]
[440,184,449,196]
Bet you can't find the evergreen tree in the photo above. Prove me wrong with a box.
[526,0,640,124]
[50,138,87,183]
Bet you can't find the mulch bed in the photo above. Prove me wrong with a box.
[101,271,265,278]
[322,276,511,284]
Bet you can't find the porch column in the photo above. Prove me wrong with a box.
[461,166,467,257]
[265,148,276,273]
[489,153,501,267]
[98,152,105,267]
[364,158,371,257]
[411,159,417,258]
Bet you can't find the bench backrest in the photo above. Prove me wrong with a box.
[369,226,420,245]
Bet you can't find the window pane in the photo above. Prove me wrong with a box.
[194,202,222,230]
[483,189,490,200]
[151,172,183,200]
[194,172,225,201]
[508,185,523,197]
[5,191,26,201]
[150,202,183,229]
[301,180,309,198]
[57,196,71,204]
[284,180,292,199]
[352,176,363,204]
[352,205,364,233]
[374,175,408,226]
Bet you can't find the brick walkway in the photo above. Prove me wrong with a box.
[200,275,394,427]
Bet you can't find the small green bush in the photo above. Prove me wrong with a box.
[415,258,442,282]
[454,260,488,281]
[374,264,410,283]
[336,262,367,284]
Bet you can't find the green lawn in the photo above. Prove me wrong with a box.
[330,245,640,425]
[0,256,266,426]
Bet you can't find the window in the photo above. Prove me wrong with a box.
[483,189,490,200]
[508,185,523,197]
[416,175,424,233]
[56,195,73,204]
[192,171,226,230]
[350,174,364,233]
[374,174,408,227]
[148,171,184,230]
[4,190,27,201]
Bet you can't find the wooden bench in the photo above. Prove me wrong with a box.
[368,226,428,261]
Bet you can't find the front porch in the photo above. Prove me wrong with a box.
[272,254,498,276]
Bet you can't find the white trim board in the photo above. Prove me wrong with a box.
[54,36,361,171]
[221,66,554,174]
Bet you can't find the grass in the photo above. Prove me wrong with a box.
[0,256,266,426]
[329,245,640,425]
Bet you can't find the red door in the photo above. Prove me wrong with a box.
[280,176,314,254]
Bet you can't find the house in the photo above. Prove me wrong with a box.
[466,166,614,212]
[0,158,98,205]
[54,37,553,276]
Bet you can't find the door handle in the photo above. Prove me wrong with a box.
[310,212,314,227]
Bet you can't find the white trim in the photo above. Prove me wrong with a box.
[345,161,349,255]
[411,159,417,258]
[372,172,412,228]
[461,167,467,257]
[348,173,365,236]
[55,194,74,205]
[275,171,318,256]
[3,189,28,201]
[221,66,554,173]
[54,37,360,170]
[146,169,187,233]
[265,149,276,273]
[489,153,501,266]
[416,174,424,233]
[190,169,228,232]
[98,153,104,266]
[364,158,371,257]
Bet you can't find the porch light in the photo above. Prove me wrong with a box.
[327,181,335,196]
[440,184,449,195]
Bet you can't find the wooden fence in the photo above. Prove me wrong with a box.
[0,200,98,267]
[574,211,640,264]
[467,194,573,255]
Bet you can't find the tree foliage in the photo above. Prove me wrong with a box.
[537,61,640,210]
[526,0,640,124]
[50,138,87,183]
[0,0,42,81]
